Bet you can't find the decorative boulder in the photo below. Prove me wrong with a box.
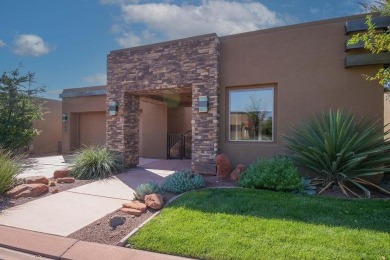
[57,177,75,183]
[25,176,49,185]
[122,201,147,212]
[51,189,59,194]
[230,164,246,181]
[120,208,142,217]
[144,193,164,210]
[53,169,71,179]
[109,215,126,228]
[216,154,232,178]
[6,184,48,199]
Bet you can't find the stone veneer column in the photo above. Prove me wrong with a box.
[107,34,219,173]
[106,90,140,167]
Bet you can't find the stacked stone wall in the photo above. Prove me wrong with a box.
[107,34,219,174]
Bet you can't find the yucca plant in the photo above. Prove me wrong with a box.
[283,110,390,198]
[0,149,21,194]
[71,146,122,180]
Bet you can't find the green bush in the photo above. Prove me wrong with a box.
[134,181,161,201]
[161,169,205,194]
[238,157,302,191]
[71,146,122,180]
[283,110,390,197]
[0,149,21,194]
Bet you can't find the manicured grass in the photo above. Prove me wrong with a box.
[128,188,390,260]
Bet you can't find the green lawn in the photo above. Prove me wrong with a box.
[128,188,390,260]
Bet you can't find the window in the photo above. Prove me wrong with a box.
[229,87,274,142]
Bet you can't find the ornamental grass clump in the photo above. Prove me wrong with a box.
[134,181,161,201]
[161,169,205,194]
[283,110,390,198]
[71,146,122,180]
[238,157,302,191]
[0,149,21,194]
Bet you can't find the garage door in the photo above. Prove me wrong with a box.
[79,112,106,147]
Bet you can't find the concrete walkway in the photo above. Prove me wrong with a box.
[0,225,191,260]
[0,156,190,236]
[19,155,73,179]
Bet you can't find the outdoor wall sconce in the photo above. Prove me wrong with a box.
[109,101,119,116]
[62,113,68,123]
[198,96,208,112]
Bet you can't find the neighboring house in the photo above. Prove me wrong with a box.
[31,98,62,155]
[60,14,390,174]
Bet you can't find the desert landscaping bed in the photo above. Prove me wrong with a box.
[65,176,236,246]
[68,209,157,245]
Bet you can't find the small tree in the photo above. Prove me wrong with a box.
[0,67,46,150]
[347,1,390,89]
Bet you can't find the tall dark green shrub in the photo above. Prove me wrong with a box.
[283,110,390,197]
[0,67,45,150]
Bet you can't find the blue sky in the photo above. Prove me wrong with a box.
[0,0,368,99]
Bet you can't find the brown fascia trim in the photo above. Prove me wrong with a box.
[60,85,107,99]
[109,33,218,54]
[109,14,372,55]
[220,13,371,41]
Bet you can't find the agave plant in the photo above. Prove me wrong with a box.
[283,110,390,198]
[133,181,161,201]
[292,177,317,195]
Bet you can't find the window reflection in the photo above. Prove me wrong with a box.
[229,88,274,142]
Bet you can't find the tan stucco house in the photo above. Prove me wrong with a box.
[30,98,62,155]
[60,14,390,174]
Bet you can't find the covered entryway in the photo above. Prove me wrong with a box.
[106,34,219,174]
[138,92,192,159]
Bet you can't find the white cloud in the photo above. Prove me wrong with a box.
[113,0,287,47]
[116,30,156,48]
[13,34,51,56]
[310,7,320,14]
[82,73,107,85]
[116,32,143,48]
[0,40,6,48]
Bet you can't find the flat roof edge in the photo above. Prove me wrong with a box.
[59,89,107,99]
[220,13,372,40]
[109,33,218,54]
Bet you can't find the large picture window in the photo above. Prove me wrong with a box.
[229,87,274,142]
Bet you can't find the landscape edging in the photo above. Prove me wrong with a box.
[117,186,241,246]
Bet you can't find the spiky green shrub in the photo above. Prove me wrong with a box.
[292,177,317,195]
[283,110,390,197]
[161,169,205,194]
[238,157,302,191]
[71,146,122,180]
[0,149,21,194]
[134,181,161,201]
